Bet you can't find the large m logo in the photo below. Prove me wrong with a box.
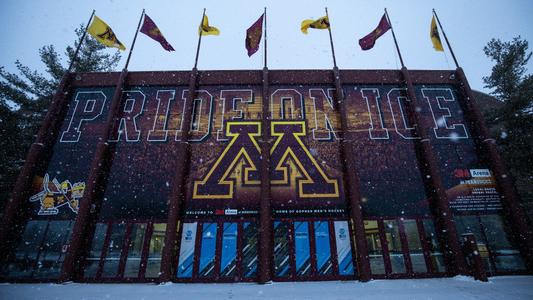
[192,121,339,199]
[193,122,261,199]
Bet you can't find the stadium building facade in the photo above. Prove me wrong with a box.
[0,68,531,283]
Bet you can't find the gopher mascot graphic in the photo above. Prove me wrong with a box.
[29,174,85,215]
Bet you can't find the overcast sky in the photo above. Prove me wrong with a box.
[1,0,532,93]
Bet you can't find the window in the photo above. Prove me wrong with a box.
[2,220,74,279]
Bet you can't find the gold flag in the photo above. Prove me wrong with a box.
[301,16,330,34]
[199,15,220,36]
[87,16,126,50]
[430,16,444,52]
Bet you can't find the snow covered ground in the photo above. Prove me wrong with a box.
[1,276,532,300]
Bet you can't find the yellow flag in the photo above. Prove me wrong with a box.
[301,16,330,34]
[199,15,220,36]
[87,16,126,50]
[430,16,444,52]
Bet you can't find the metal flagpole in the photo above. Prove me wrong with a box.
[68,10,96,72]
[432,9,459,68]
[384,8,405,68]
[60,9,145,281]
[160,8,206,281]
[325,7,372,281]
[194,8,207,69]
[324,7,337,68]
[125,9,146,69]
[384,7,470,275]
[0,9,96,263]
[258,5,273,283]
[264,7,267,69]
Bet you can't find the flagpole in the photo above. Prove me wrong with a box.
[432,9,459,68]
[324,7,337,68]
[67,9,96,72]
[384,8,405,68]
[326,6,372,282]
[124,9,145,69]
[194,8,207,69]
[264,7,267,69]
[60,9,146,281]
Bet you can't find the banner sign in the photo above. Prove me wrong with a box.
[29,71,502,219]
[177,222,198,278]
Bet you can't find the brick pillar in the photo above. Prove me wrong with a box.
[401,67,467,275]
[455,67,533,271]
[159,68,199,282]
[59,69,129,281]
[258,67,272,283]
[332,67,371,281]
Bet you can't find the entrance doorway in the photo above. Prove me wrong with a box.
[83,221,167,281]
[272,219,356,281]
[364,217,446,278]
[176,220,259,282]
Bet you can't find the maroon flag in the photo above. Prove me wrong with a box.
[245,14,264,57]
[140,14,175,51]
[359,13,391,51]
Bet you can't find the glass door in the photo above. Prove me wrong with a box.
[175,220,259,282]
[364,217,444,278]
[272,219,356,281]
[83,221,166,281]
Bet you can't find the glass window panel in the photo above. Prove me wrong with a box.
[273,221,290,277]
[33,220,74,279]
[145,223,166,278]
[101,223,127,277]
[198,223,218,278]
[84,223,108,278]
[384,219,406,274]
[177,222,197,278]
[364,220,385,275]
[422,219,446,273]
[294,222,311,276]
[314,221,333,276]
[334,221,355,276]
[2,220,48,278]
[123,223,147,278]
[402,219,427,273]
[242,222,258,278]
[454,215,494,273]
[480,215,526,272]
[220,223,238,278]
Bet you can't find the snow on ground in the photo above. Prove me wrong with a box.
[1,276,532,300]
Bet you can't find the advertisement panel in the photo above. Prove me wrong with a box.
[28,88,114,219]
[29,71,503,221]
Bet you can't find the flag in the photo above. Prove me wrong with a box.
[358,14,391,50]
[140,14,175,51]
[87,16,126,50]
[199,15,220,36]
[246,14,264,57]
[430,16,444,52]
[301,16,329,34]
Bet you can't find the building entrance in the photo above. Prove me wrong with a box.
[176,220,259,282]
[272,219,356,281]
[83,221,167,281]
[364,217,447,278]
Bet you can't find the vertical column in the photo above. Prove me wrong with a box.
[0,73,73,259]
[59,69,129,281]
[455,67,533,271]
[401,67,467,275]
[159,68,199,282]
[258,67,272,283]
[332,67,371,281]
